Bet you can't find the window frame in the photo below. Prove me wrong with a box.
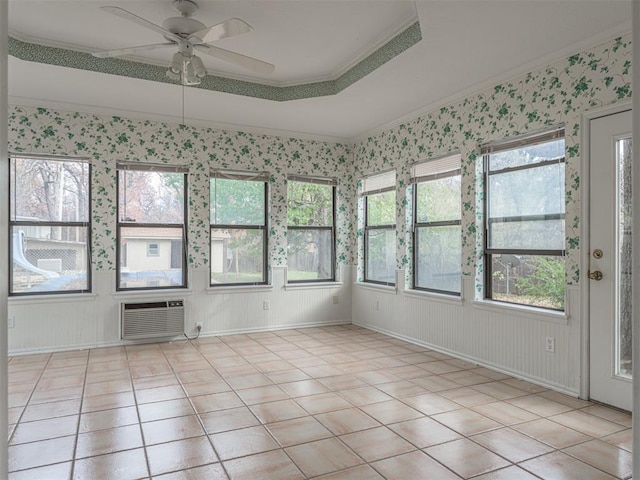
[412,154,462,296]
[116,163,188,292]
[286,175,337,283]
[362,170,396,286]
[209,170,269,287]
[482,127,566,310]
[146,242,160,257]
[8,153,92,296]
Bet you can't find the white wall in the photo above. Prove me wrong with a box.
[352,33,631,395]
[6,32,633,399]
[8,266,352,353]
[1,0,9,474]
[353,272,580,394]
[631,3,640,477]
[7,106,355,354]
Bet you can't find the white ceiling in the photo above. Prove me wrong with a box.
[7,0,632,142]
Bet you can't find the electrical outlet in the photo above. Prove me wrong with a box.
[374,300,380,311]
[196,322,203,332]
[8,316,14,328]
[545,337,555,353]
[332,295,339,304]
[263,300,270,310]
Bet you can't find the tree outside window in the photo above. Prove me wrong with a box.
[484,129,566,310]
[412,153,461,294]
[9,155,91,295]
[210,173,268,286]
[287,177,335,282]
[362,171,396,285]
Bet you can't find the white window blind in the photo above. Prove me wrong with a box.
[117,162,189,173]
[411,153,461,182]
[481,126,564,155]
[211,169,270,182]
[288,175,337,186]
[362,170,396,196]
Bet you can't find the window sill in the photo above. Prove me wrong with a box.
[403,289,463,305]
[9,292,97,304]
[354,282,397,294]
[284,282,343,291]
[207,284,273,294]
[113,288,192,299]
[472,299,568,325]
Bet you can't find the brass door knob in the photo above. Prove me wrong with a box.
[588,270,603,281]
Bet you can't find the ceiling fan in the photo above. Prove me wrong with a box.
[92,0,275,85]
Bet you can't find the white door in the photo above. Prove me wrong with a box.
[589,109,632,411]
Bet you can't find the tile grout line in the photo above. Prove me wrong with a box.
[124,344,154,480]
[6,325,633,480]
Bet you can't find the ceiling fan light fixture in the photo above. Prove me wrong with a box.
[94,1,274,84]
[166,69,181,81]
[191,55,206,78]
[184,60,201,85]
[170,51,184,74]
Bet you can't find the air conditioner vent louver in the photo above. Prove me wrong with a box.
[121,300,184,340]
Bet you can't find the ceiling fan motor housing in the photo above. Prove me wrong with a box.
[163,16,207,39]
[173,0,199,17]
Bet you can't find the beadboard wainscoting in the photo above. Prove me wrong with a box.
[7,266,353,355]
[353,272,580,396]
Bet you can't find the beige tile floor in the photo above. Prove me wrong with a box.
[6,325,632,479]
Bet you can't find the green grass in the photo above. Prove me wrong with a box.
[210,270,325,283]
[287,270,320,281]
[211,272,264,284]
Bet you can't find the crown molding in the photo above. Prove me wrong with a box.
[8,20,421,102]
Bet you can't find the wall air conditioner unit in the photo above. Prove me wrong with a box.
[121,300,185,340]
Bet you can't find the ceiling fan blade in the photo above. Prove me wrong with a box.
[92,42,175,58]
[100,6,182,43]
[189,18,252,44]
[195,44,274,75]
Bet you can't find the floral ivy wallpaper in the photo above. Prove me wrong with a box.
[354,34,632,291]
[7,34,631,295]
[7,108,355,272]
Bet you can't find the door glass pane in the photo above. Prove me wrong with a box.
[616,137,632,378]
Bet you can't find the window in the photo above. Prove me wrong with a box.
[147,243,160,257]
[363,170,396,285]
[412,154,461,294]
[9,155,91,295]
[117,164,187,290]
[287,176,336,282]
[210,171,268,286]
[483,128,566,310]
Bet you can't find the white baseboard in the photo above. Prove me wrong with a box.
[353,321,580,398]
[8,319,352,356]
